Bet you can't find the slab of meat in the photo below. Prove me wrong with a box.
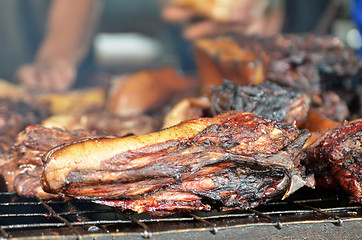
[304,119,362,203]
[41,111,313,216]
[211,80,311,127]
[0,125,103,198]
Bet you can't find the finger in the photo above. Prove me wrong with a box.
[183,21,247,40]
[50,65,74,92]
[161,5,195,22]
[36,70,54,92]
[231,0,268,23]
[15,65,39,90]
[183,20,219,39]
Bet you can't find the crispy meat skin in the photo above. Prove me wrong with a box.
[211,80,311,127]
[305,119,362,203]
[0,125,102,198]
[42,111,312,216]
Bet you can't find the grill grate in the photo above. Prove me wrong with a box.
[1,188,361,239]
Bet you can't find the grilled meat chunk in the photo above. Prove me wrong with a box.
[195,34,362,97]
[0,98,50,139]
[42,111,313,216]
[211,80,311,127]
[0,125,103,198]
[305,119,362,203]
[315,91,350,123]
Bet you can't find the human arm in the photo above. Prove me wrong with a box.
[16,0,103,92]
[161,0,284,39]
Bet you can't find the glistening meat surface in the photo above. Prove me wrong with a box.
[305,119,362,203]
[42,111,314,216]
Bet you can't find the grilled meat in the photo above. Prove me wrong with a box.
[314,91,350,123]
[0,125,103,198]
[107,67,198,117]
[195,34,362,98]
[41,111,313,216]
[304,119,362,203]
[211,80,311,127]
[42,109,160,137]
[0,98,50,139]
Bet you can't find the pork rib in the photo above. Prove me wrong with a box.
[42,111,313,216]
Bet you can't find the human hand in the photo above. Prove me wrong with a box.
[16,59,76,93]
[161,0,282,39]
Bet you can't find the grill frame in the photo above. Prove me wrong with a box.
[1,188,361,239]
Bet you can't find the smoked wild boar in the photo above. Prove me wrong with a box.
[41,111,314,216]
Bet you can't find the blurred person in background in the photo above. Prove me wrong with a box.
[0,0,102,93]
[1,0,341,93]
[161,0,335,71]
[161,0,285,40]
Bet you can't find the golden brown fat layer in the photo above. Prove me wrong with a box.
[41,114,215,193]
[41,111,302,196]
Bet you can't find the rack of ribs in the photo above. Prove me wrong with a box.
[41,111,314,216]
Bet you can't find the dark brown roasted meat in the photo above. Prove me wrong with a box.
[315,91,350,122]
[304,119,362,203]
[41,111,313,216]
[0,125,103,198]
[0,98,50,151]
[211,80,311,127]
[195,34,362,119]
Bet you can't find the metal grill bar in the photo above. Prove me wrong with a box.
[188,212,218,234]
[0,225,9,238]
[38,198,82,238]
[248,208,283,229]
[115,208,152,239]
[292,201,343,226]
[1,191,361,239]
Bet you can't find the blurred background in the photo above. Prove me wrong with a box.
[0,0,361,88]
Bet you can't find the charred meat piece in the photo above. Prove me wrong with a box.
[0,125,103,198]
[42,111,313,216]
[0,98,50,139]
[313,91,350,123]
[305,119,362,203]
[211,80,311,127]
[195,34,362,96]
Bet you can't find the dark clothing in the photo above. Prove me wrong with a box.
[282,0,330,33]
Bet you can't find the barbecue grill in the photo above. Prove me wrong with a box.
[1,187,361,240]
